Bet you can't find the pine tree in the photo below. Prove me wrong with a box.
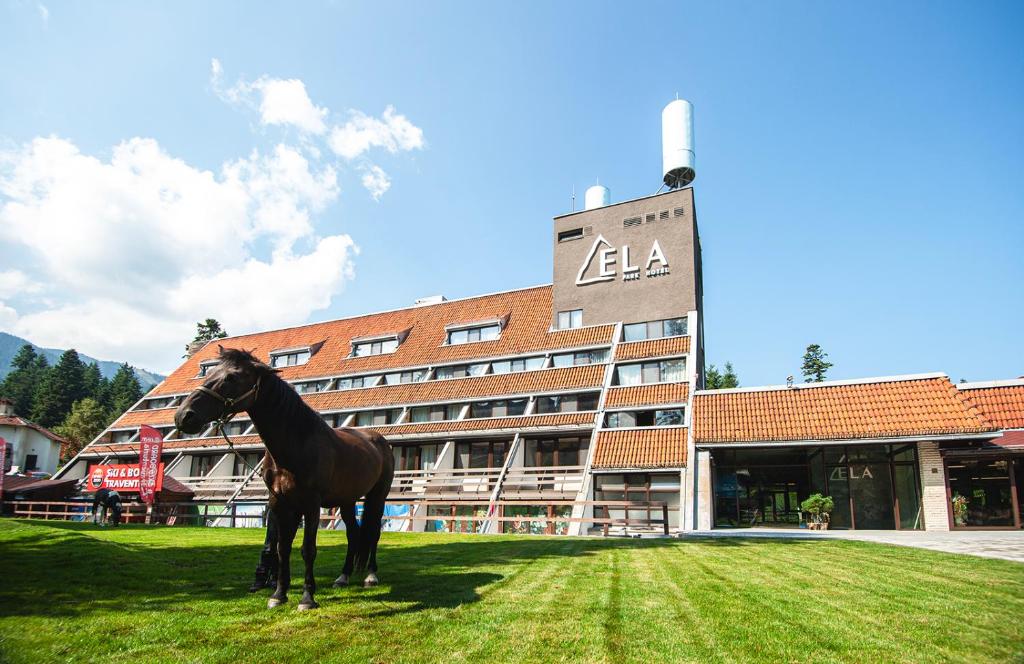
[721,362,740,388]
[0,344,41,415]
[31,349,87,427]
[55,397,108,461]
[106,363,144,420]
[704,362,739,390]
[801,344,833,383]
[704,364,723,390]
[185,318,228,356]
[82,362,105,400]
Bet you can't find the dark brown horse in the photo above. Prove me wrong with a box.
[174,347,394,610]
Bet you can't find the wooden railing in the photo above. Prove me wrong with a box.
[4,499,670,536]
[498,465,586,499]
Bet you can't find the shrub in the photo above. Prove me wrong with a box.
[801,493,834,525]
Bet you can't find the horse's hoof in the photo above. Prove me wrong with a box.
[297,600,319,612]
[267,597,286,609]
[363,574,379,588]
[333,574,349,587]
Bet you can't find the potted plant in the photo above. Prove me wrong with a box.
[951,493,969,527]
[801,493,834,530]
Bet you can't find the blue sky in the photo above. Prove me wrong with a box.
[0,1,1021,382]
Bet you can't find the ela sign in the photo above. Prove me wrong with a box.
[576,234,670,286]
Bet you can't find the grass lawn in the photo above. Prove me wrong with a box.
[0,520,1022,663]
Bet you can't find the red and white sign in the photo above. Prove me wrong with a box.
[0,436,6,503]
[138,425,164,505]
[86,463,164,493]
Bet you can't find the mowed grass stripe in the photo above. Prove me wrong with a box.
[1,522,1022,664]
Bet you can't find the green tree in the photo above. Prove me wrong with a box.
[186,318,228,356]
[0,344,43,415]
[106,363,144,420]
[801,344,833,383]
[54,397,108,461]
[82,362,109,403]
[704,362,739,390]
[31,349,87,427]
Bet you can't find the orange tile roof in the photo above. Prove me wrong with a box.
[958,382,1024,430]
[110,365,606,429]
[83,434,265,456]
[592,428,688,469]
[604,383,689,409]
[615,336,690,361]
[153,286,615,395]
[693,375,994,444]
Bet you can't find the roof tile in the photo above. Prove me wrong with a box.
[592,428,687,468]
[605,383,689,409]
[615,336,690,361]
[959,384,1024,430]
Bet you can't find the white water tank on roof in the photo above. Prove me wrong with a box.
[662,99,695,188]
[584,184,610,210]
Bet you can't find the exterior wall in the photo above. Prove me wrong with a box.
[0,424,61,475]
[696,449,712,530]
[552,188,700,328]
[917,441,950,531]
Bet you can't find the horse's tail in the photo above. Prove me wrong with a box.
[354,433,394,572]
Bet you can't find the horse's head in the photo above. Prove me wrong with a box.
[174,346,274,434]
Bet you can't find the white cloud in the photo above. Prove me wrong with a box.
[360,165,391,201]
[0,270,42,299]
[328,106,425,160]
[211,59,328,135]
[37,3,49,26]
[0,135,354,372]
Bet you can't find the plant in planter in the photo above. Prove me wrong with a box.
[801,493,834,530]
[951,493,969,527]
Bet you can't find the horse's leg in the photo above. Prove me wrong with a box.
[267,507,298,609]
[334,504,358,587]
[360,488,388,588]
[297,505,320,611]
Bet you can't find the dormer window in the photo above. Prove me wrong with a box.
[197,361,218,377]
[350,329,410,358]
[352,337,399,357]
[445,316,507,346]
[270,347,311,368]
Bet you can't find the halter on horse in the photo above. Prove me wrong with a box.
[174,347,395,611]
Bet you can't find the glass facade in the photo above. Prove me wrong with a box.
[712,444,922,530]
[947,458,1020,528]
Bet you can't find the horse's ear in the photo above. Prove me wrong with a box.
[218,344,225,354]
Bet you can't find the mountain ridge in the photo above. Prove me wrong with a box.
[0,331,165,391]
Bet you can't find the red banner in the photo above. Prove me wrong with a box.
[138,425,164,505]
[86,463,164,493]
[0,436,6,503]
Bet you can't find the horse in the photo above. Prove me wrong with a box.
[92,488,124,526]
[174,347,395,611]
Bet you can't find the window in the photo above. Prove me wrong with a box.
[491,357,545,374]
[447,323,501,345]
[409,404,462,422]
[142,397,177,410]
[197,361,218,377]
[218,420,249,436]
[606,409,684,428]
[455,441,509,469]
[551,349,608,367]
[556,309,583,330]
[24,454,38,471]
[352,338,399,357]
[384,370,427,385]
[323,413,349,428]
[525,437,587,467]
[535,392,599,414]
[435,363,489,380]
[270,349,311,368]
[233,452,262,476]
[111,430,134,443]
[189,455,217,477]
[469,398,528,419]
[558,228,584,242]
[622,317,688,342]
[294,380,330,394]
[615,359,685,385]
[355,409,402,427]
[337,375,374,390]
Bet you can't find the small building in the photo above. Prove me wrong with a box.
[0,397,66,476]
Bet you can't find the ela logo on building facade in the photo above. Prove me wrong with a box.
[575,234,670,286]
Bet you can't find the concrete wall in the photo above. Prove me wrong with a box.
[552,188,701,328]
[917,441,950,531]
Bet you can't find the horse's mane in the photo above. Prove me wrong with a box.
[218,346,329,436]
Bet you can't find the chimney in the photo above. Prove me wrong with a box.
[0,397,15,417]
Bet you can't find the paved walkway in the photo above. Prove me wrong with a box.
[679,528,1024,563]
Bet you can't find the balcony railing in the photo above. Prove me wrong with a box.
[498,465,585,499]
